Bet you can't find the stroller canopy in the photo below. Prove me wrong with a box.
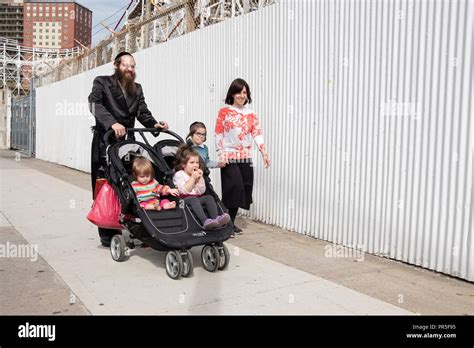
[118,143,155,165]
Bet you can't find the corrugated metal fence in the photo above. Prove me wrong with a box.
[35,0,473,281]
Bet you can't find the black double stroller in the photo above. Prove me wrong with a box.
[102,128,233,279]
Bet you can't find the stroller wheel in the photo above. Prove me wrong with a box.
[165,250,183,280]
[181,250,194,278]
[217,244,230,270]
[201,245,220,272]
[110,234,128,262]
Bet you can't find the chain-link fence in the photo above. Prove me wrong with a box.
[11,89,35,156]
[36,0,275,87]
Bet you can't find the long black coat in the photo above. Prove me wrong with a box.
[88,74,158,196]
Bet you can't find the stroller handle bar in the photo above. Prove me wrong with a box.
[103,128,184,147]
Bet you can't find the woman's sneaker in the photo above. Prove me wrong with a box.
[203,218,219,230]
[215,213,231,227]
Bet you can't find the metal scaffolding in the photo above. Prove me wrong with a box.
[0,39,82,97]
[193,0,274,27]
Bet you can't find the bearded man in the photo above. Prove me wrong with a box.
[88,51,168,247]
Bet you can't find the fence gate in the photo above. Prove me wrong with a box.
[11,90,35,156]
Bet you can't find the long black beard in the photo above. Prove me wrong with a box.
[114,70,137,96]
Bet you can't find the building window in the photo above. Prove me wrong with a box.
[46,23,49,26]
[39,29,42,32]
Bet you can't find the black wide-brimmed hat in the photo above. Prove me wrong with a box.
[114,51,133,62]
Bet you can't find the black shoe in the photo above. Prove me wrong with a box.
[233,226,243,234]
[100,237,111,247]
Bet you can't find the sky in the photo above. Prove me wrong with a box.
[78,0,136,45]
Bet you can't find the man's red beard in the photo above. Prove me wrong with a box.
[114,69,137,96]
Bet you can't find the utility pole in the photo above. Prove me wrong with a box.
[141,0,152,49]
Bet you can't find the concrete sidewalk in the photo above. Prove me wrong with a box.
[0,215,90,315]
[0,150,472,315]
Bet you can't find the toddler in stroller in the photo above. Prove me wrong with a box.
[173,144,231,229]
[131,157,179,211]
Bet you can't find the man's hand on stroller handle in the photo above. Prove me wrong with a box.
[112,123,126,138]
[154,121,169,131]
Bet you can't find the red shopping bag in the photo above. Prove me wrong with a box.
[87,181,123,230]
[93,178,107,199]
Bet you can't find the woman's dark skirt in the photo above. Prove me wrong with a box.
[220,160,254,210]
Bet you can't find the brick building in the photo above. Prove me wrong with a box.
[22,0,92,49]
